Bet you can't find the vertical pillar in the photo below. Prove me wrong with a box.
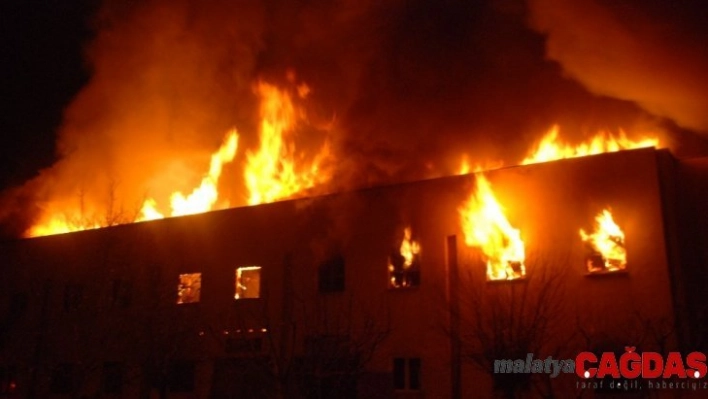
[447,235,461,399]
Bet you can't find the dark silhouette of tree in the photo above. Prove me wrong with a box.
[445,249,571,399]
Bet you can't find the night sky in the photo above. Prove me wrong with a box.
[0,0,98,191]
[1,0,708,237]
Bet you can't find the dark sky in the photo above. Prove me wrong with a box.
[0,0,98,190]
[1,0,708,238]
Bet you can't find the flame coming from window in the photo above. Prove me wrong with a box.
[459,174,525,281]
[245,82,331,205]
[522,125,659,165]
[389,227,421,288]
[400,227,420,269]
[580,209,627,272]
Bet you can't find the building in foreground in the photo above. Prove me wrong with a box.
[2,148,708,398]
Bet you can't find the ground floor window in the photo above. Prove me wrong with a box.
[393,357,421,391]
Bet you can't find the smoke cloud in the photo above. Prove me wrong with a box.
[2,0,707,237]
[527,0,708,133]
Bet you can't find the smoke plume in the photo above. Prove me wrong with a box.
[527,0,708,133]
[1,0,707,237]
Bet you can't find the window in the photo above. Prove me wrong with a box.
[393,357,421,391]
[50,363,76,394]
[102,362,124,394]
[177,273,201,304]
[110,279,132,308]
[235,267,261,299]
[580,209,627,274]
[389,228,421,288]
[318,255,345,293]
[167,360,195,392]
[63,284,84,311]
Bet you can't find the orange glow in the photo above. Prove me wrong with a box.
[389,227,421,288]
[457,155,503,175]
[399,227,420,268]
[580,209,627,272]
[244,82,331,205]
[26,77,337,237]
[522,125,659,165]
[27,217,100,238]
[459,174,525,281]
[26,130,239,237]
[138,130,239,221]
[458,155,472,175]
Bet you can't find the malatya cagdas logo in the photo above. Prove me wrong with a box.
[493,346,708,391]
[576,346,707,380]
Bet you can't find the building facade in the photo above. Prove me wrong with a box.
[1,148,704,398]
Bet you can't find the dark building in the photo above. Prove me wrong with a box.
[1,148,707,398]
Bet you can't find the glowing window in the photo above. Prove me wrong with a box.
[389,228,421,288]
[235,266,261,299]
[177,273,201,304]
[580,209,627,274]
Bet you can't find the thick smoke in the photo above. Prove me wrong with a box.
[527,0,708,133]
[2,0,707,237]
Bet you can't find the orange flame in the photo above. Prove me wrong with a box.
[522,125,659,165]
[580,209,627,272]
[27,218,100,238]
[399,227,420,268]
[388,227,421,288]
[245,82,331,205]
[457,155,504,175]
[459,174,525,280]
[25,77,334,237]
[137,130,239,221]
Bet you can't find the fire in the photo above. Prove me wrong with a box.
[389,227,421,288]
[26,218,100,238]
[137,130,239,221]
[459,174,526,281]
[244,82,331,205]
[580,209,627,272]
[457,155,504,175]
[26,77,333,237]
[522,125,659,165]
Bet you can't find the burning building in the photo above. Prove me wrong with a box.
[2,145,707,398]
[4,1,708,397]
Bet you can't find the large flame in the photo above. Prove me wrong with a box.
[26,78,334,237]
[522,125,659,165]
[138,130,239,221]
[388,227,421,288]
[459,174,526,281]
[244,82,331,205]
[580,209,627,272]
[27,218,101,238]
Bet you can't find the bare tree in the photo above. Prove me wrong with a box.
[447,251,571,399]
[205,254,391,399]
